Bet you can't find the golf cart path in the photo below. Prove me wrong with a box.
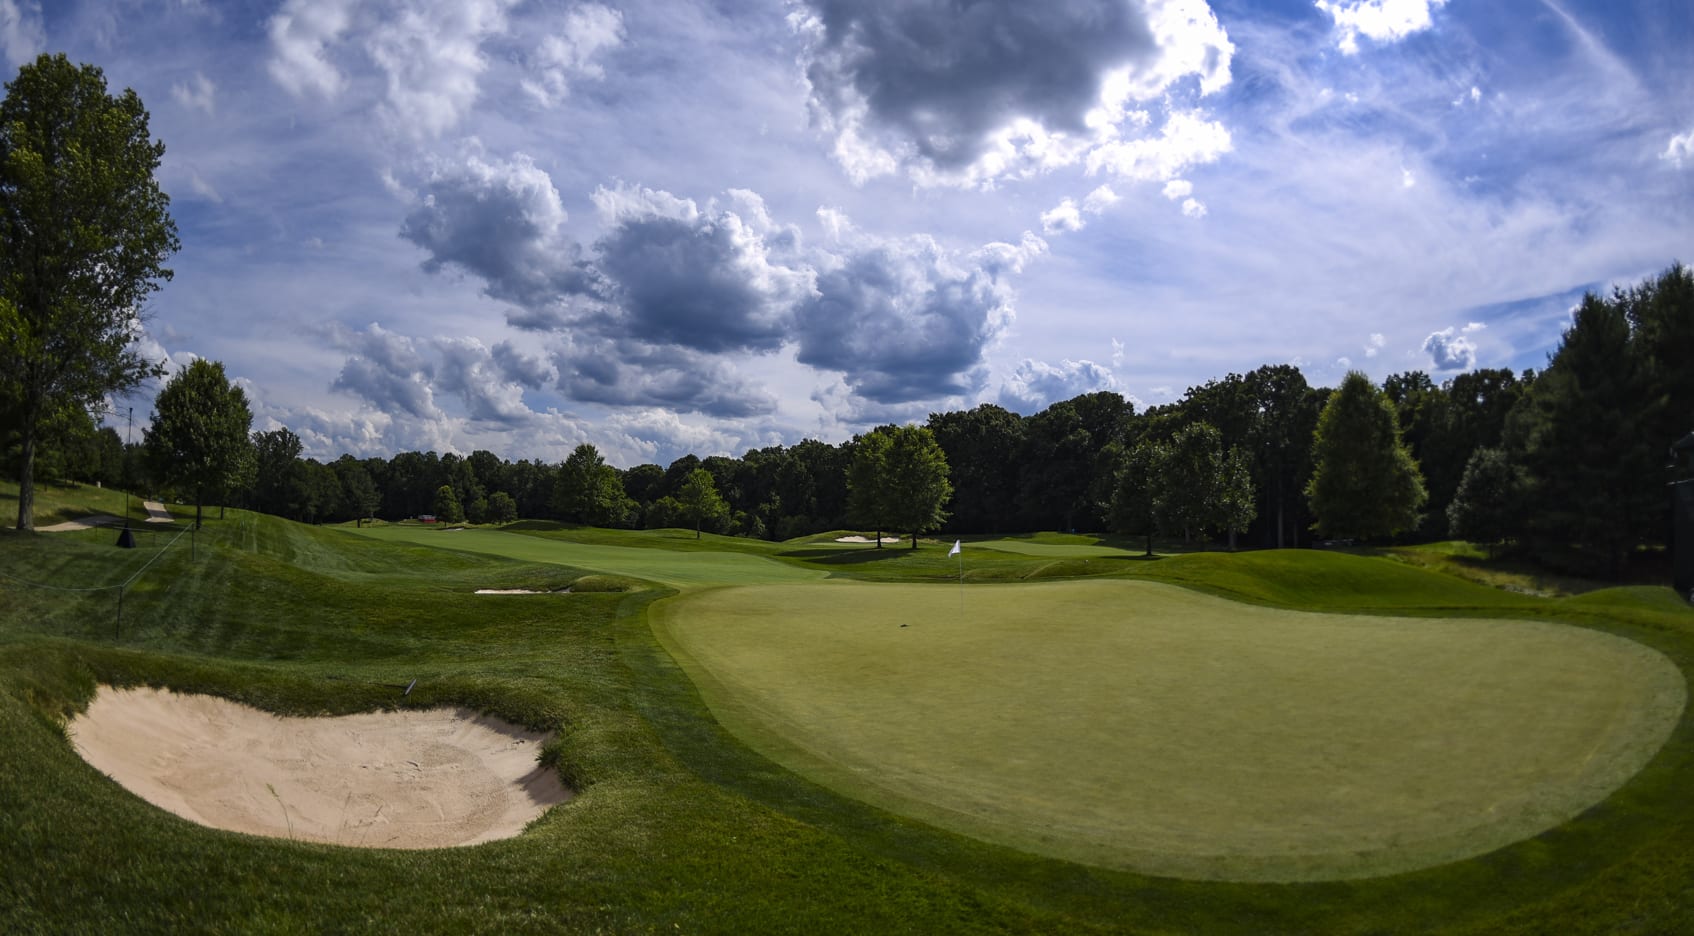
[142,500,174,523]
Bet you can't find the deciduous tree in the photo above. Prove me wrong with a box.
[552,443,633,527]
[144,359,252,528]
[1446,446,1525,556]
[882,424,952,548]
[1,55,180,530]
[677,467,729,539]
[847,428,893,546]
[1306,371,1427,540]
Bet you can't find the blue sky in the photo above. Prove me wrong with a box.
[5,0,1689,466]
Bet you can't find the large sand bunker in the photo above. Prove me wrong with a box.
[70,687,569,849]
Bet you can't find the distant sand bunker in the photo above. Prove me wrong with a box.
[70,687,569,849]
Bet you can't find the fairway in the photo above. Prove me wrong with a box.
[346,525,824,588]
[655,579,1686,881]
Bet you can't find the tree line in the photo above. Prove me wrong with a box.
[3,54,1690,577]
[11,262,1689,578]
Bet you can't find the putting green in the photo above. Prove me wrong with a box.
[654,579,1686,882]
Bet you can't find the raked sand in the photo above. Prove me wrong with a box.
[70,686,569,849]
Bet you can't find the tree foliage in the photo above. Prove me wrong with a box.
[431,484,464,524]
[1307,371,1427,540]
[1,55,180,529]
[881,424,952,548]
[1106,439,1160,556]
[144,359,252,527]
[1507,292,1663,573]
[1149,422,1255,546]
[846,427,894,545]
[552,443,633,527]
[251,427,304,519]
[677,467,729,538]
[1446,446,1524,555]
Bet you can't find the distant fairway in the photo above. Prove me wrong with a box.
[347,525,823,588]
[655,579,1686,881]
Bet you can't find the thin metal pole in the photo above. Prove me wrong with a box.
[124,407,133,531]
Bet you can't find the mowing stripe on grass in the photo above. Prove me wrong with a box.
[344,525,823,588]
[653,579,1686,882]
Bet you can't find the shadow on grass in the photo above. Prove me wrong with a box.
[778,547,914,565]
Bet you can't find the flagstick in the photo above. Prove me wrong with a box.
[954,540,964,616]
[957,550,963,616]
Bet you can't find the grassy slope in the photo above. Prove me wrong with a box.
[3,507,1693,932]
[0,479,166,528]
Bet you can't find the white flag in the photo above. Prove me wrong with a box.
[948,540,961,556]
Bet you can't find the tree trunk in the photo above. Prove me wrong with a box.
[875,528,882,549]
[196,483,204,529]
[1144,532,1152,557]
[1229,529,1237,552]
[910,530,917,549]
[16,429,36,531]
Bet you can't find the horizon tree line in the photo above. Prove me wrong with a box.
[11,261,1691,580]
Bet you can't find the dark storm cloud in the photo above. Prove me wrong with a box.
[327,324,441,419]
[796,233,1043,404]
[400,153,1044,412]
[799,0,1155,170]
[432,337,538,426]
[399,150,598,311]
[590,193,812,353]
[553,340,779,419]
[491,340,557,388]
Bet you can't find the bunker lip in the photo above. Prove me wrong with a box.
[69,686,570,849]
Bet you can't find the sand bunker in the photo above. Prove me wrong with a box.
[833,535,900,544]
[69,687,569,849]
[37,514,124,532]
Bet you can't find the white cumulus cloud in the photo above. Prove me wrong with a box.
[521,3,624,107]
[1422,326,1477,371]
[1664,128,1694,169]
[997,358,1118,414]
[1041,198,1085,234]
[267,0,357,98]
[1315,0,1449,55]
[365,0,519,139]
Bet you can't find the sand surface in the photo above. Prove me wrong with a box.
[37,514,124,532]
[70,687,570,849]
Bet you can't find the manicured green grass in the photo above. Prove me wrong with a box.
[0,479,164,528]
[4,500,1694,933]
[654,579,1684,882]
[350,523,823,588]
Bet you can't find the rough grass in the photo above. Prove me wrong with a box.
[4,501,1694,932]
